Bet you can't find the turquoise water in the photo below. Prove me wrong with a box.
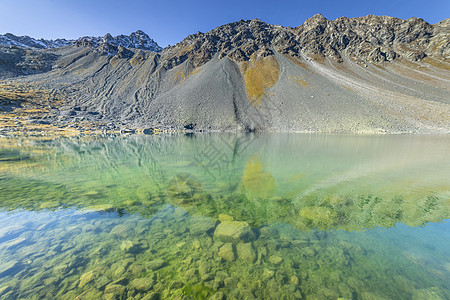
[0,134,449,299]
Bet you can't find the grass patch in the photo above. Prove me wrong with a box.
[283,54,310,70]
[288,75,310,87]
[241,55,280,105]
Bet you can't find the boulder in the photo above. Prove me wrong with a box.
[213,220,255,243]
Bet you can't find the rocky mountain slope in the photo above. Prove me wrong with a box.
[0,30,161,51]
[1,15,449,134]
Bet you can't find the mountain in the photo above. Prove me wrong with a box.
[0,33,72,49]
[1,15,449,134]
[75,30,162,52]
[0,30,161,52]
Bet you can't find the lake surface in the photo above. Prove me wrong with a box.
[0,133,449,299]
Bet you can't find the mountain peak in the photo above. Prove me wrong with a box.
[0,31,162,52]
[76,30,162,52]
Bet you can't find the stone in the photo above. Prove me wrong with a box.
[218,214,234,222]
[209,291,225,300]
[290,275,299,286]
[114,266,126,277]
[0,260,17,275]
[412,287,445,300]
[236,243,257,262]
[213,221,255,243]
[269,255,283,265]
[239,289,256,299]
[224,277,238,288]
[110,224,132,238]
[169,280,183,289]
[82,224,96,232]
[119,240,134,252]
[263,268,274,279]
[0,237,26,250]
[185,268,197,280]
[95,276,110,290]
[198,260,211,276]
[146,259,164,270]
[141,292,159,300]
[130,278,154,291]
[0,286,11,297]
[79,270,96,288]
[218,243,235,261]
[190,217,217,236]
[201,273,214,282]
[119,240,142,253]
[104,284,126,299]
[129,264,145,276]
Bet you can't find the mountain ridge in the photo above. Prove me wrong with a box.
[0,30,162,52]
[0,14,449,135]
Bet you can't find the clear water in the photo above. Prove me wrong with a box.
[0,133,449,299]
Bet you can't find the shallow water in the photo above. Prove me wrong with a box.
[0,133,449,299]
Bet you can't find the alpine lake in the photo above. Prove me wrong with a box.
[0,133,449,300]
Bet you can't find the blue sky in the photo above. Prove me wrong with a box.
[0,0,448,47]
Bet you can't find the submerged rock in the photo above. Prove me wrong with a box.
[190,217,217,236]
[110,224,133,238]
[0,260,18,276]
[78,270,97,288]
[0,225,25,239]
[210,291,225,300]
[104,283,127,300]
[218,243,235,261]
[130,277,154,291]
[213,220,256,243]
[269,255,283,265]
[236,242,257,262]
[146,259,165,270]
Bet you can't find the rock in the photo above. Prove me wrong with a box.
[130,277,154,291]
[78,270,96,288]
[224,277,238,288]
[110,224,132,238]
[269,255,283,265]
[0,237,26,250]
[141,292,159,300]
[290,275,299,286]
[119,240,142,253]
[412,287,445,300]
[167,173,202,204]
[0,225,25,239]
[190,217,217,236]
[146,259,165,270]
[185,268,197,280]
[82,224,96,232]
[236,243,257,262]
[169,280,183,289]
[209,291,225,300]
[129,264,145,276]
[218,214,234,222]
[0,286,11,297]
[201,273,214,281]
[114,266,126,277]
[263,268,274,279]
[213,220,255,243]
[218,243,235,261]
[198,260,211,276]
[104,283,126,299]
[95,276,110,290]
[239,289,256,299]
[120,128,135,134]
